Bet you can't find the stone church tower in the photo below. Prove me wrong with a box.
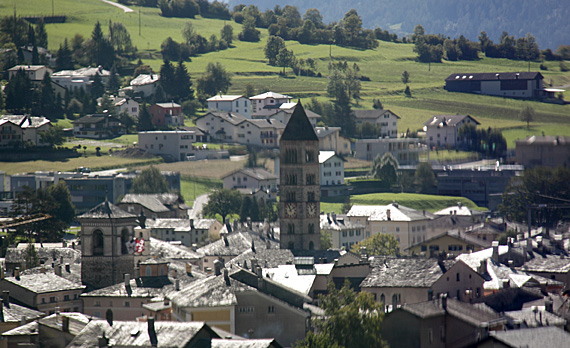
[78,200,138,289]
[279,103,321,250]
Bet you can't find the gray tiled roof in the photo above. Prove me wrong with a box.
[66,320,213,348]
[1,321,39,336]
[78,201,136,219]
[520,254,570,273]
[505,308,566,328]
[402,298,502,326]
[423,114,480,127]
[38,312,92,335]
[120,193,181,213]
[489,326,570,348]
[516,135,570,146]
[196,232,279,257]
[150,237,202,260]
[5,244,80,264]
[445,72,543,82]
[0,302,44,323]
[211,339,278,348]
[360,257,456,288]
[226,168,278,181]
[353,109,400,119]
[194,219,219,230]
[228,248,294,269]
[146,219,191,231]
[406,230,489,251]
[2,273,85,293]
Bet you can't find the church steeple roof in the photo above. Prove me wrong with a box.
[280,101,318,141]
[78,201,136,219]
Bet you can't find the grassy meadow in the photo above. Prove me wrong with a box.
[2,0,569,154]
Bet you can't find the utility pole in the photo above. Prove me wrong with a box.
[139,10,141,36]
[52,0,54,16]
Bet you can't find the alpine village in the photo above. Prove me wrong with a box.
[1,1,570,348]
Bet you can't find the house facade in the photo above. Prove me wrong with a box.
[72,114,124,139]
[346,203,433,251]
[515,135,570,168]
[52,66,110,91]
[222,168,278,192]
[0,115,52,148]
[320,213,366,250]
[114,97,139,119]
[8,65,52,81]
[423,114,480,148]
[267,109,321,128]
[207,95,251,118]
[353,109,400,138]
[138,130,196,161]
[315,127,351,156]
[196,111,247,142]
[445,72,545,99]
[149,102,184,127]
[354,138,426,164]
[250,92,292,117]
[128,74,160,97]
[319,151,346,197]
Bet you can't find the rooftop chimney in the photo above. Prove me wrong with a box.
[65,263,71,273]
[427,289,434,301]
[491,241,499,263]
[223,268,230,286]
[386,209,391,221]
[175,279,180,291]
[186,263,192,276]
[62,315,70,332]
[54,264,62,277]
[124,273,131,287]
[214,260,222,276]
[190,219,194,228]
[2,291,9,306]
[148,317,158,347]
[545,299,553,313]
[98,335,109,348]
[14,267,20,280]
[441,294,447,310]
[223,235,229,247]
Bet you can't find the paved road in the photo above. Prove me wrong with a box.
[101,0,134,12]
[189,193,209,219]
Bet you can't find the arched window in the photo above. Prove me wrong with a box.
[392,294,398,309]
[285,149,298,164]
[308,223,315,234]
[145,266,152,276]
[288,242,294,250]
[288,224,295,234]
[309,241,314,250]
[305,150,315,163]
[93,230,104,256]
[380,294,385,305]
[121,228,130,255]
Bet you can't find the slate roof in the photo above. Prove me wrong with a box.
[66,320,214,348]
[198,111,247,126]
[150,237,202,260]
[250,92,291,100]
[445,72,543,82]
[360,257,456,288]
[168,270,254,308]
[207,95,244,101]
[406,230,489,251]
[8,65,46,71]
[6,244,80,264]
[471,287,544,312]
[246,118,285,129]
[520,254,570,273]
[434,205,485,216]
[505,308,566,328]
[280,103,318,141]
[72,114,121,125]
[1,321,39,336]
[516,135,570,146]
[401,298,503,327]
[212,338,280,348]
[353,109,401,119]
[194,219,220,230]
[196,232,279,257]
[423,114,480,127]
[227,248,295,269]
[225,168,278,181]
[78,201,136,219]
[0,115,51,129]
[0,301,44,323]
[320,214,365,231]
[38,312,92,335]
[120,193,181,213]
[262,264,334,295]
[154,102,181,108]
[314,126,342,139]
[130,74,160,86]
[81,277,173,298]
[146,218,191,231]
[347,204,433,222]
[488,326,570,348]
[53,66,111,78]
[2,273,85,293]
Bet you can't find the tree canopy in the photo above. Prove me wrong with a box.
[203,188,243,223]
[297,281,388,348]
[350,233,400,256]
[370,153,399,187]
[131,167,170,194]
[414,162,437,193]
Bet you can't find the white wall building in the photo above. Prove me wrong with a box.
[8,65,52,81]
[268,108,321,128]
[320,212,366,250]
[138,130,197,162]
[128,74,160,97]
[0,115,52,148]
[207,95,251,118]
[52,66,110,91]
[319,151,346,197]
[353,109,400,138]
[423,114,480,148]
[346,203,432,251]
[222,168,278,192]
[354,138,426,164]
[113,97,139,119]
[250,91,291,117]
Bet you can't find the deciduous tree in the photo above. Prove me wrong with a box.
[414,162,437,193]
[131,167,169,194]
[519,105,535,130]
[203,188,242,222]
[350,233,399,256]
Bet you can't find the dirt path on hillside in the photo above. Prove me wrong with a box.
[101,0,134,13]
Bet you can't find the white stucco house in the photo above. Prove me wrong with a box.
[207,95,251,118]
[353,109,400,138]
[250,91,292,117]
[138,130,197,161]
[423,114,480,148]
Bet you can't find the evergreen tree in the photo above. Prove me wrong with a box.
[159,59,176,99]
[35,18,48,48]
[137,104,155,131]
[196,62,232,98]
[238,16,261,42]
[89,73,105,99]
[39,72,60,120]
[173,60,194,101]
[31,45,39,65]
[240,196,252,222]
[5,69,32,113]
[107,65,121,94]
[88,21,115,69]
[414,162,437,193]
[56,38,74,70]
[264,36,286,65]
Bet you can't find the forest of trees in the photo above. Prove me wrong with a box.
[229,0,570,50]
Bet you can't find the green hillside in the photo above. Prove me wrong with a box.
[2,0,570,148]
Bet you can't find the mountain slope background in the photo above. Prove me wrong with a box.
[228,0,569,50]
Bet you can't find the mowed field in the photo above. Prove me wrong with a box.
[2,0,570,150]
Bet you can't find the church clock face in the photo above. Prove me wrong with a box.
[285,203,297,218]
[307,203,317,217]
